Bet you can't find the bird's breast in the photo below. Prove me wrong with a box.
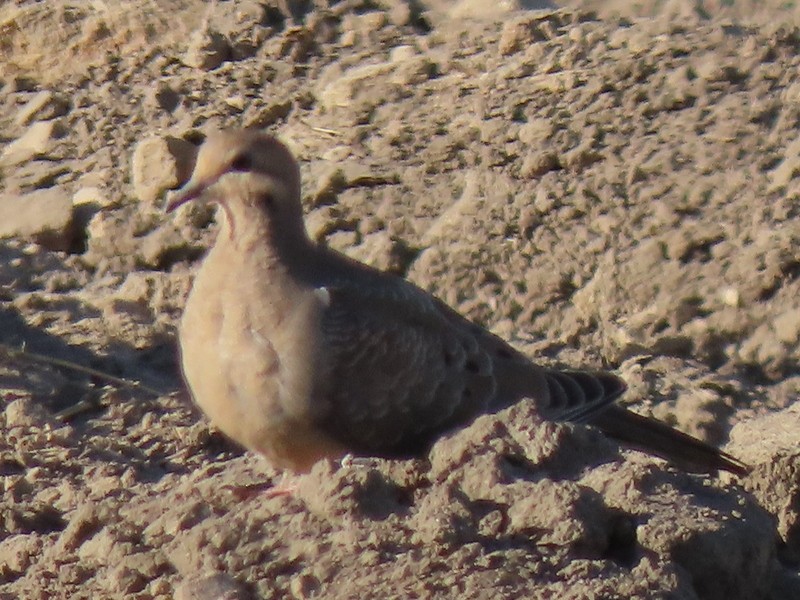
[179,244,332,462]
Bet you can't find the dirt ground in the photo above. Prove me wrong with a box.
[1,0,800,598]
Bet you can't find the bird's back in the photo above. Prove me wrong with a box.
[302,246,621,456]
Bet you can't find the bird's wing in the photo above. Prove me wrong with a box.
[314,281,498,456]
[428,294,627,423]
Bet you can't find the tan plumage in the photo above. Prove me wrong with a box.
[166,129,748,476]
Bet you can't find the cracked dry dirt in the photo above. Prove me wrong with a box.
[1,1,800,598]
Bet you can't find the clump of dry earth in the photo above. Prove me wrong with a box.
[1,1,799,598]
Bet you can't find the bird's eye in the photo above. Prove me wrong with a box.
[230,154,252,171]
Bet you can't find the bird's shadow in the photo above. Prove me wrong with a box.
[0,241,182,416]
[0,304,181,413]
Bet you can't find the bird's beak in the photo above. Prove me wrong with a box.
[164,173,220,213]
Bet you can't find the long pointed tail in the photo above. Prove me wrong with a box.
[590,405,750,476]
[501,362,749,476]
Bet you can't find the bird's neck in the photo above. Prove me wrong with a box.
[216,203,316,276]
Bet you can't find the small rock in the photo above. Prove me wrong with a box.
[76,529,117,563]
[318,62,394,111]
[349,231,415,274]
[305,206,343,241]
[499,17,549,56]
[389,45,417,63]
[85,209,138,260]
[422,182,479,244]
[290,573,319,599]
[14,90,70,126]
[224,95,246,111]
[1,119,66,166]
[278,25,316,62]
[242,98,293,129]
[729,403,800,561]
[150,83,181,112]
[695,55,742,83]
[773,308,800,345]
[533,187,558,214]
[340,29,356,47]
[737,321,789,379]
[5,397,54,429]
[138,226,195,269]
[108,564,147,595]
[518,118,553,146]
[388,3,413,27]
[720,287,740,308]
[519,151,560,178]
[453,0,525,20]
[769,137,800,190]
[131,136,197,204]
[73,186,112,232]
[8,161,70,193]
[73,186,112,209]
[0,188,75,251]
[783,81,800,105]
[311,165,348,207]
[518,206,541,237]
[182,28,231,70]
[9,76,38,93]
[390,57,437,86]
[56,503,107,553]
[327,230,359,252]
[175,573,253,600]
[320,145,352,162]
[358,215,384,235]
[0,534,44,574]
[506,480,612,550]
[278,0,313,22]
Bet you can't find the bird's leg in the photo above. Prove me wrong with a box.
[339,453,384,471]
[223,472,300,501]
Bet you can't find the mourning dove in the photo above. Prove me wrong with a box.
[166,130,748,476]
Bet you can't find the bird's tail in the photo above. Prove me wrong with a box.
[589,404,750,476]
[497,360,749,476]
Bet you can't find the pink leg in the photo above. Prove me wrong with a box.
[224,474,299,501]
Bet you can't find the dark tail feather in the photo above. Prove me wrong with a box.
[545,370,628,423]
[590,405,750,476]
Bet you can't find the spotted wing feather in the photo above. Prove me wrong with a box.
[316,284,496,456]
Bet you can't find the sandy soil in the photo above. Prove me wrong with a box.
[1,0,799,598]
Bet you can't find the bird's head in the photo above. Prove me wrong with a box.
[165,130,303,225]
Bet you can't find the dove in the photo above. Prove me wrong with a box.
[165,129,748,477]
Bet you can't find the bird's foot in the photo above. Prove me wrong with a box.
[224,474,299,501]
[339,454,378,470]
